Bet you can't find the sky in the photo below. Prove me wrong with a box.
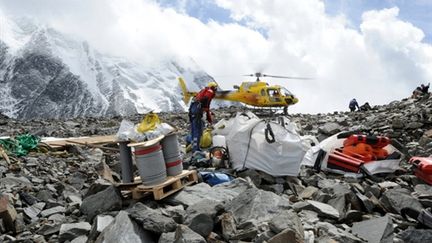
[0,0,431,114]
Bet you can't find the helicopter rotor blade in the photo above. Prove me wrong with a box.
[262,74,312,80]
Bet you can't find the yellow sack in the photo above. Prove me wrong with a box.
[200,128,212,148]
[137,113,161,133]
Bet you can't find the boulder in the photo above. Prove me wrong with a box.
[400,229,432,243]
[174,225,206,243]
[293,200,339,219]
[80,185,122,220]
[268,210,304,243]
[96,211,154,243]
[352,215,393,243]
[224,187,291,225]
[59,222,91,242]
[167,179,251,207]
[380,188,423,214]
[127,202,177,234]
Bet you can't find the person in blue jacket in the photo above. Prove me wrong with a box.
[349,98,359,112]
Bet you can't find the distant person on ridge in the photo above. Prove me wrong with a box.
[349,98,359,112]
[421,83,430,94]
[359,102,372,111]
[188,82,218,153]
[412,83,430,98]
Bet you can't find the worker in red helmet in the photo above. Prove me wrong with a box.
[189,82,218,153]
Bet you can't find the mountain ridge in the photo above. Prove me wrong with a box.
[0,17,213,119]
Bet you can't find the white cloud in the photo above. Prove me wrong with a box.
[0,0,431,114]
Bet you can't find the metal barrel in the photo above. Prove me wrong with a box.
[161,133,183,176]
[133,143,167,186]
[161,133,181,158]
[165,154,183,176]
[119,141,134,183]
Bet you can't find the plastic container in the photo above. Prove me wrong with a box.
[134,143,167,186]
[161,133,183,176]
[212,135,226,148]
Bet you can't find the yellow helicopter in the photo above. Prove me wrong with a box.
[179,72,309,114]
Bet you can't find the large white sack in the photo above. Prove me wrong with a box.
[213,112,310,176]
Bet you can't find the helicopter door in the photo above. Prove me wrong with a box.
[267,89,281,103]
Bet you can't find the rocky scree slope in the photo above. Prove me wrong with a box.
[0,95,432,242]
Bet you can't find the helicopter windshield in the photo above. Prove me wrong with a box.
[281,88,293,96]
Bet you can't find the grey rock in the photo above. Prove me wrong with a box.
[315,222,362,243]
[127,202,177,233]
[187,213,214,238]
[268,227,303,243]
[40,206,65,218]
[414,184,432,197]
[158,232,175,243]
[406,122,423,129]
[364,184,381,198]
[23,202,45,220]
[80,185,122,220]
[378,181,400,189]
[185,199,222,222]
[237,169,262,186]
[48,213,65,223]
[59,222,91,242]
[0,176,33,187]
[327,194,346,219]
[319,122,341,135]
[268,210,304,242]
[167,178,251,207]
[36,190,55,203]
[84,179,112,198]
[224,187,291,225]
[260,184,285,194]
[37,223,60,237]
[96,211,154,243]
[352,214,393,243]
[400,229,432,243]
[380,188,423,214]
[70,235,88,243]
[174,225,206,243]
[88,215,115,241]
[299,186,319,199]
[356,192,374,213]
[160,205,185,224]
[296,200,339,219]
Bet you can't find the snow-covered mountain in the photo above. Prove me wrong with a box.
[0,17,213,119]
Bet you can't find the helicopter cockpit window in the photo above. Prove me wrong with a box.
[281,88,293,96]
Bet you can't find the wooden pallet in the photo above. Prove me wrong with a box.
[117,170,198,200]
[42,135,118,149]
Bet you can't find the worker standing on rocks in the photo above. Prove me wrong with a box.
[349,98,359,112]
[188,82,218,153]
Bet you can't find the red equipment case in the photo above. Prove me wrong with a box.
[409,157,432,185]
